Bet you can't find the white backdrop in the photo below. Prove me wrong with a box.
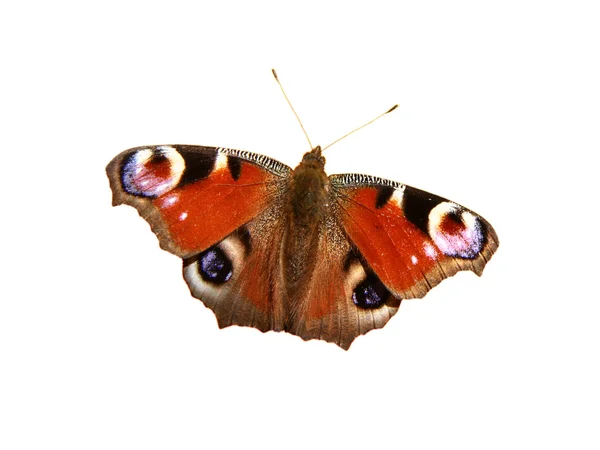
[1,1,598,449]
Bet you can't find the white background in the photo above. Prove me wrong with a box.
[1,1,598,449]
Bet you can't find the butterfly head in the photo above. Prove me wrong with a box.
[301,145,326,168]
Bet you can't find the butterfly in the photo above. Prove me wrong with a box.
[107,72,498,349]
[106,138,498,349]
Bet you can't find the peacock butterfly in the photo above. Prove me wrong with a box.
[106,73,498,350]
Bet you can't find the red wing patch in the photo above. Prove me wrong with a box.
[154,162,279,254]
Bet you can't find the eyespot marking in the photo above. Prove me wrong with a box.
[198,247,233,285]
[121,146,184,198]
[352,273,390,309]
[183,231,248,298]
[428,202,484,258]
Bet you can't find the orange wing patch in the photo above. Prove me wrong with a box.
[337,187,440,294]
[155,163,279,254]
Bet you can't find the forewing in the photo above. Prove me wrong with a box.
[106,145,291,258]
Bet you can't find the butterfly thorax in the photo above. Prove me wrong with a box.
[281,147,330,306]
[288,147,328,221]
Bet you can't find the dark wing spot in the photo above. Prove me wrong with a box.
[343,248,360,272]
[197,247,233,285]
[403,186,446,233]
[236,225,252,256]
[151,152,168,163]
[120,150,172,198]
[352,273,391,309]
[228,157,242,181]
[375,186,395,209]
[179,148,217,186]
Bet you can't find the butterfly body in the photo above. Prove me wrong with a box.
[282,147,328,299]
[107,144,498,349]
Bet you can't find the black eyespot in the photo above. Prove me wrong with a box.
[198,247,233,285]
[352,273,389,309]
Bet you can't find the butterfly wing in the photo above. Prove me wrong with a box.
[106,145,291,258]
[329,174,499,300]
[181,203,289,334]
[107,145,292,332]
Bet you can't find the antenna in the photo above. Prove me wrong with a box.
[272,69,399,153]
[321,104,398,152]
[272,69,313,150]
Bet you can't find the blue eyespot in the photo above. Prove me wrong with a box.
[352,274,389,309]
[198,247,233,284]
